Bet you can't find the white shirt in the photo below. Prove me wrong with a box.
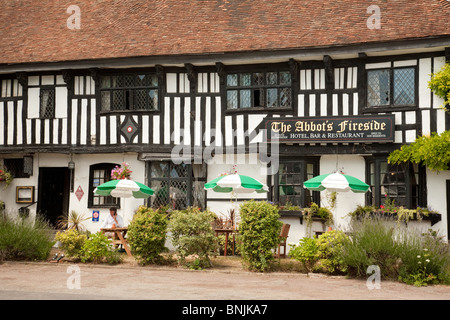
[101,214,124,228]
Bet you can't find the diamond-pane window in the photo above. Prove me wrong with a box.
[226,71,292,109]
[100,73,159,111]
[40,88,55,119]
[148,162,206,210]
[394,68,415,105]
[367,67,416,107]
[367,70,390,107]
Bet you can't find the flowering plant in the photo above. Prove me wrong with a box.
[218,165,238,177]
[111,162,132,180]
[0,167,13,188]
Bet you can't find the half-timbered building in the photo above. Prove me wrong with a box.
[1,0,450,243]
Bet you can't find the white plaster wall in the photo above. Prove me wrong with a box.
[319,155,366,229]
[0,154,39,218]
[426,169,449,239]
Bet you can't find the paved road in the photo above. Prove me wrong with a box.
[0,261,449,301]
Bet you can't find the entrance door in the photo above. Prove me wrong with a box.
[37,167,70,227]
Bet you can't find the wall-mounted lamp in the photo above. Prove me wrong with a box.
[68,160,75,170]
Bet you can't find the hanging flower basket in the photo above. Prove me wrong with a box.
[111,162,133,180]
[0,167,13,188]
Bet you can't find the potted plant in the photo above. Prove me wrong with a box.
[304,202,333,225]
[277,201,303,220]
[110,162,133,180]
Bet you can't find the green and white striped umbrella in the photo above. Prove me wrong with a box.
[94,179,154,199]
[304,172,369,193]
[204,174,268,194]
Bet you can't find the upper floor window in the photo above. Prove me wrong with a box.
[0,78,23,99]
[226,71,292,109]
[100,73,159,111]
[40,87,55,119]
[367,67,416,107]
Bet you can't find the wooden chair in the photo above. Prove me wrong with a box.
[277,223,290,258]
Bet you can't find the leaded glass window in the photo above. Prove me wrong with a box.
[148,162,206,210]
[100,73,159,111]
[40,87,55,119]
[226,71,292,109]
[367,67,416,107]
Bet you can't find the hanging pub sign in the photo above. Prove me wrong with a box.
[266,115,395,143]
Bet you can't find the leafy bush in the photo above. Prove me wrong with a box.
[289,230,348,275]
[397,229,450,286]
[127,206,169,265]
[338,218,400,279]
[0,215,54,261]
[315,230,348,274]
[80,232,122,264]
[289,237,318,274]
[238,200,282,272]
[55,229,87,259]
[169,207,217,269]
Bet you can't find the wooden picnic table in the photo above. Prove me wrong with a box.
[100,227,132,257]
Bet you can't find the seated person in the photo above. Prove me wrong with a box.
[101,208,124,241]
[101,207,124,229]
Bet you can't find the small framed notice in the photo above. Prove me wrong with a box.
[16,186,34,204]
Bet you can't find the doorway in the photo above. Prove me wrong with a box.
[37,167,70,227]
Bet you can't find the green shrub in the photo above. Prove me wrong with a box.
[127,206,169,265]
[55,229,87,259]
[338,218,400,278]
[80,232,122,264]
[238,200,282,272]
[289,237,318,274]
[397,229,450,286]
[0,215,54,261]
[169,207,217,269]
[315,230,348,274]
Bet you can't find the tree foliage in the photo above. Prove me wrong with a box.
[428,62,450,111]
[388,131,450,171]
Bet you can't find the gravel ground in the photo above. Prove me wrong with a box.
[0,259,449,301]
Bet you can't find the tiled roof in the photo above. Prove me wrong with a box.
[1,0,449,65]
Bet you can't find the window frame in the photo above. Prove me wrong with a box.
[224,69,294,111]
[88,163,121,209]
[366,66,417,110]
[269,157,320,208]
[99,72,160,113]
[39,86,56,119]
[365,157,426,209]
[147,161,206,210]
